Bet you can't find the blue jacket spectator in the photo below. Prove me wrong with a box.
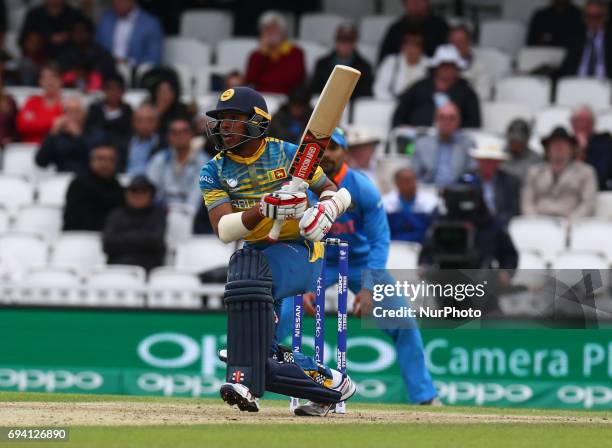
[383,167,438,243]
[126,104,161,176]
[410,101,476,187]
[146,118,208,210]
[96,0,163,67]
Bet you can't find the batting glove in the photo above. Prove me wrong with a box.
[299,188,351,241]
[260,181,309,220]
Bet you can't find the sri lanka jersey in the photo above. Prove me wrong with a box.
[199,137,327,244]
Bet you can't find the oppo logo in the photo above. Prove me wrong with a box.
[137,373,223,397]
[138,333,396,374]
[557,385,612,409]
[435,381,533,405]
[0,369,103,392]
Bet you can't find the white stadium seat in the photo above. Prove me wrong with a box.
[595,192,612,218]
[502,0,549,24]
[481,101,534,135]
[495,76,552,109]
[552,250,609,270]
[180,9,233,46]
[175,236,234,273]
[20,266,81,305]
[323,0,375,19]
[0,206,8,234]
[556,77,612,109]
[357,42,377,67]
[148,267,203,309]
[298,13,346,47]
[387,241,421,269]
[353,98,396,133]
[472,47,512,82]
[2,143,38,177]
[518,250,548,270]
[13,205,62,240]
[595,110,612,134]
[163,37,212,72]
[85,265,147,307]
[51,232,105,271]
[0,175,35,215]
[534,107,572,137]
[166,204,194,249]
[508,216,568,263]
[479,20,526,57]
[216,38,259,73]
[123,89,149,110]
[516,47,566,73]
[359,15,395,46]
[36,174,74,207]
[381,0,404,15]
[294,40,328,76]
[0,233,48,275]
[569,219,612,264]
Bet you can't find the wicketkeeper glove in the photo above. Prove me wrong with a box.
[259,180,309,220]
[299,188,352,241]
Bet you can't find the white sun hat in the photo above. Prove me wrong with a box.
[469,135,508,160]
[428,44,467,70]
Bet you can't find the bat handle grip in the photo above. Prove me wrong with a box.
[267,177,306,242]
[268,220,283,242]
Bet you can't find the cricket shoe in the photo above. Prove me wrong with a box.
[293,374,356,417]
[220,383,260,412]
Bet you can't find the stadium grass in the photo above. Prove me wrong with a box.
[0,392,610,448]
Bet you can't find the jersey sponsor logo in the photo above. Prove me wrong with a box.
[231,198,258,209]
[270,168,287,181]
[200,175,214,184]
[330,220,355,235]
[220,88,235,101]
[226,178,238,188]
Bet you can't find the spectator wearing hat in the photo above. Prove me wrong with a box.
[558,0,612,80]
[470,136,521,226]
[383,166,438,243]
[103,175,167,272]
[448,25,491,100]
[522,127,598,219]
[379,0,449,61]
[570,104,612,190]
[63,144,124,231]
[527,0,584,50]
[126,103,161,176]
[35,96,91,174]
[85,74,133,170]
[374,30,428,100]
[345,126,380,182]
[146,117,209,210]
[96,0,163,67]
[502,119,542,183]
[411,101,476,187]
[244,11,305,95]
[392,45,481,128]
[267,87,313,144]
[16,63,64,143]
[310,23,373,99]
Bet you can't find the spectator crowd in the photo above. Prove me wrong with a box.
[0,0,611,273]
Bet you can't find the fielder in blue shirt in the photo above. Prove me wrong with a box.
[278,128,439,415]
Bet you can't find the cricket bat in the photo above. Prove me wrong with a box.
[268,65,361,241]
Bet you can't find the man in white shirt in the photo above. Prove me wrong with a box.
[374,30,429,100]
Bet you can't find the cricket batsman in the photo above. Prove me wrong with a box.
[199,87,356,413]
[278,128,439,416]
